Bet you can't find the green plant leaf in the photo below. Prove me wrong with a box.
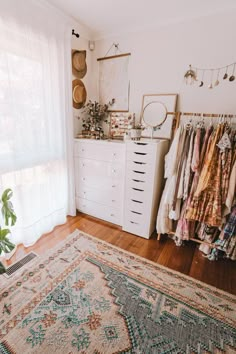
[1,188,17,226]
[0,261,6,274]
[0,228,15,254]
[0,228,10,239]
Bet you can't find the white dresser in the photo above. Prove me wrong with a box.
[74,138,168,238]
[74,139,125,226]
[123,140,169,238]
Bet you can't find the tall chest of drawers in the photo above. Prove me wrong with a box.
[74,139,125,226]
[123,140,169,238]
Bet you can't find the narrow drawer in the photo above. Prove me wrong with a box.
[126,141,154,154]
[76,197,122,225]
[125,209,147,224]
[125,186,151,204]
[126,160,153,174]
[126,150,154,164]
[126,198,147,214]
[123,218,149,239]
[126,165,153,184]
[126,178,147,191]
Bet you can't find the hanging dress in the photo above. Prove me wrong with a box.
[175,127,208,242]
[156,127,183,234]
[175,129,196,242]
[223,156,236,216]
[186,124,226,227]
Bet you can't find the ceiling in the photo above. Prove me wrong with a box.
[47,0,236,39]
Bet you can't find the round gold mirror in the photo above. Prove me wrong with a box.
[142,101,168,128]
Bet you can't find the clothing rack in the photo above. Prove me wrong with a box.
[172,111,236,134]
[157,111,236,250]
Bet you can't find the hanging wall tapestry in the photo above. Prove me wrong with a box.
[97,53,130,112]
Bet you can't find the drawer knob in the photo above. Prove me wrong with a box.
[82,178,86,181]
[82,149,85,152]
[112,185,116,188]
[110,213,115,217]
[112,199,115,202]
[83,191,86,194]
[82,163,85,167]
[113,152,117,156]
[112,169,116,173]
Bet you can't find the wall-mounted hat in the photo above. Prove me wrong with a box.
[72,50,87,79]
[72,79,87,109]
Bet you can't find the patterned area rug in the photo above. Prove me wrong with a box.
[0,230,235,354]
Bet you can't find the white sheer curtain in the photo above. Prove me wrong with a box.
[0,0,75,247]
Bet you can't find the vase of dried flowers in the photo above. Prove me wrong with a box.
[80,99,115,139]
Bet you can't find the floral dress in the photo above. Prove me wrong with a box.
[186,124,227,227]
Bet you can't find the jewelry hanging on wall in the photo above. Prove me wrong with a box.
[214,69,220,87]
[208,70,214,89]
[199,70,205,87]
[184,61,236,88]
[229,63,235,81]
[184,65,197,85]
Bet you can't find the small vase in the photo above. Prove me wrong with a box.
[130,129,142,140]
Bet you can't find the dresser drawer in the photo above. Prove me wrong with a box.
[126,150,154,164]
[76,175,122,195]
[126,198,148,214]
[124,186,151,204]
[123,218,149,239]
[76,184,122,208]
[76,158,124,180]
[126,165,154,184]
[74,141,125,163]
[126,178,147,191]
[126,160,152,174]
[125,209,148,224]
[126,141,154,154]
[76,197,122,225]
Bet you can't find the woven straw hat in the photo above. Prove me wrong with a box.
[72,50,87,78]
[72,79,87,109]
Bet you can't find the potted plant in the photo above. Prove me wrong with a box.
[0,189,17,274]
[130,123,143,140]
[79,99,115,139]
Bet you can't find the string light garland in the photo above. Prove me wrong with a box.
[184,62,236,88]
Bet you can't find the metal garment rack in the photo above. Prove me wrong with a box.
[157,111,236,249]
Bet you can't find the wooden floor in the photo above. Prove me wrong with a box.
[5,213,236,295]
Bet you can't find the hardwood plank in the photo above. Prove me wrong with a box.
[189,246,236,294]
[156,237,196,275]
[4,213,235,295]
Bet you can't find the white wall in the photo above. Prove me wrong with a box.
[90,10,236,127]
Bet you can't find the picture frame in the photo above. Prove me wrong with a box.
[109,112,135,139]
[140,93,178,139]
[97,53,131,112]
